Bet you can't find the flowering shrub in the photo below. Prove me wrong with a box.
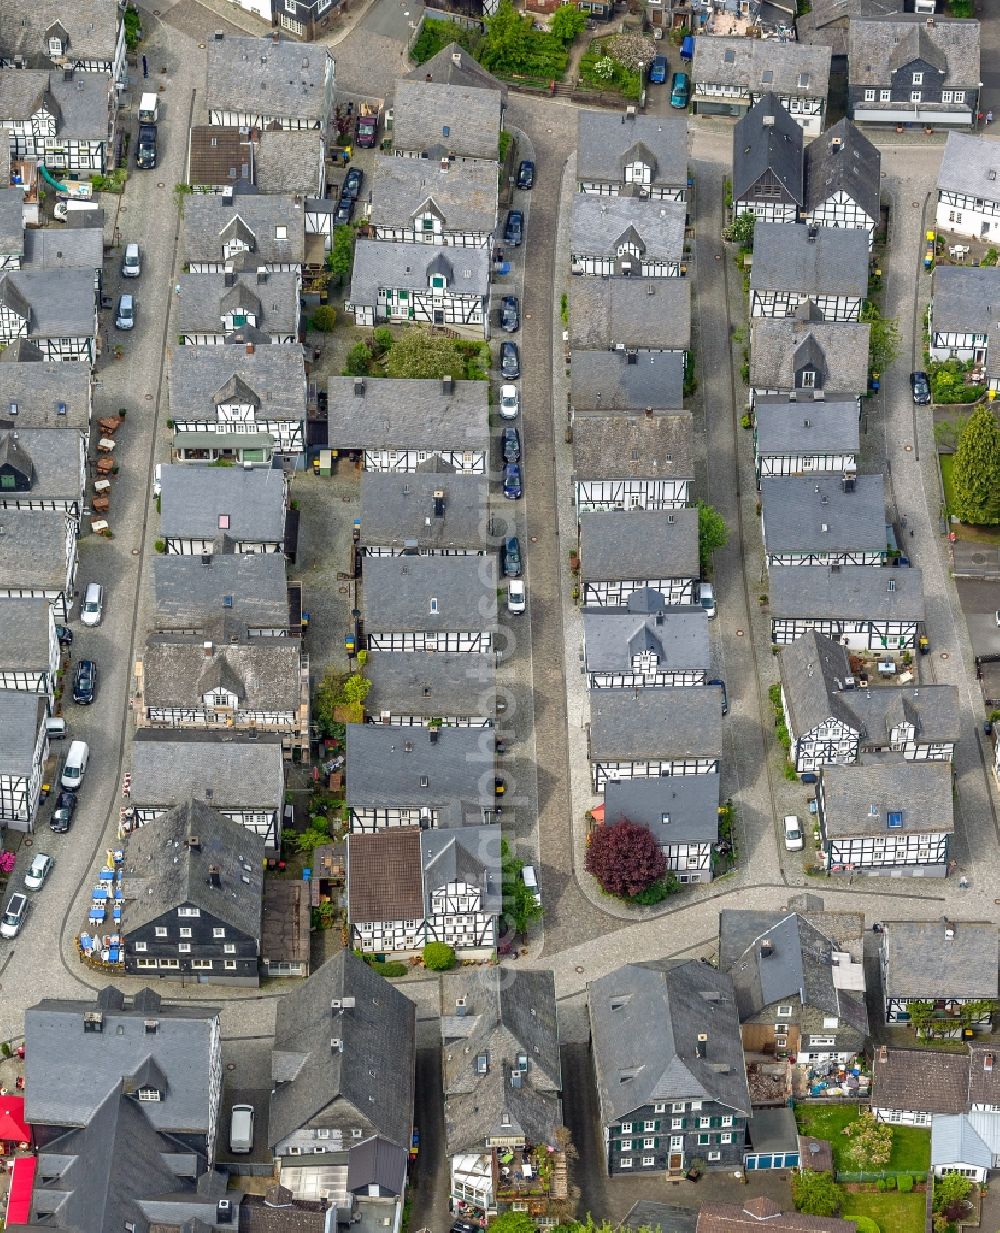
[0,851,16,874]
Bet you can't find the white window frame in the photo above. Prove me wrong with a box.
[721,1132,733,1144]
[777,1005,792,1016]
[154,927,168,938]
[864,89,875,102]
[644,1138,656,1149]
[707,1151,721,1161]
[721,1116,733,1127]
[134,942,147,953]
[911,90,922,103]
[653,1103,666,1113]
[179,928,192,938]
[880,89,891,102]
[178,906,201,918]
[178,943,191,954]
[671,1103,685,1113]
[642,1155,655,1167]
[912,71,923,85]
[619,1158,633,1169]
[672,1118,683,1130]
[224,943,237,954]
[213,927,226,938]
[620,1122,633,1134]
[224,959,238,970]
[644,1120,656,1132]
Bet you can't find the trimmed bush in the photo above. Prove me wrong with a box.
[875,1178,887,1192]
[853,1219,880,1233]
[423,941,456,971]
[897,1175,914,1193]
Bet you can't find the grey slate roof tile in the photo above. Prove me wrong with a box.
[603,773,720,845]
[779,628,857,736]
[849,16,980,89]
[0,506,72,590]
[805,119,881,222]
[0,426,82,504]
[206,35,332,123]
[0,357,91,430]
[582,601,709,673]
[937,131,1000,203]
[571,349,685,411]
[768,563,926,621]
[572,410,694,481]
[362,553,498,634]
[0,597,51,669]
[692,36,831,97]
[22,223,103,273]
[580,507,699,580]
[0,188,23,256]
[820,754,955,838]
[168,342,306,422]
[364,651,496,721]
[570,276,691,350]
[732,93,804,205]
[419,824,502,915]
[749,316,870,394]
[182,193,306,266]
[576,110,688,189]
[0,267,96,337]
[0,0,121,67]
[349,239,490,306]
[882,920,998,1000]
[570,195,685,262]
[360,471,490,552]
[404,43,508,100]
[760,473,886,555]
[131,729,285,809]
[255,129,325,197]
[152,552,290,635]
[753,396,860,454]
[0,690,45,772]
[931,265,1000,334]
[326,375,489,453]
[47,70,113,139]
[369,154,498,235]
[589,687,723,762]
[750,222,869,297]
[850,683,960,746]
[159,463,286,544]
[392,80,502,160]
[872,1047,969,1115]
[141,634,302,711]
[177,270,300,337]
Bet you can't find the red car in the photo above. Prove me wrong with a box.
[355,112,378,149]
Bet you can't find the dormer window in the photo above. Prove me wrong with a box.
[137,1087,161,1102]
[275,225,287,239]
[219,514,230,529]
[430,275,446,289]
[48,37,63,56]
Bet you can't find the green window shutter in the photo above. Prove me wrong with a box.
[710,1116,721,1128]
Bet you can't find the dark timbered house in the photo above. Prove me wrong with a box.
[360,471,491,556]
[0,506,77,620]
[732,94,804,224]
[0,690,47,830]
[347,241,490,338]
[582,591,709,688]
[0,67,114,174]
[570,195,686,278]
[362,554,498,654]
[579,508,700,607]
[572,410,694,513]
[928,266,1000,385]
[206,35,334,131]
[748,314,870,409]
[0,356,93,436]
[570,276,691,354]
[753,397,859,483]
[571,348,686,416]
[0,0,127,83]
[368,154,498,249]
[152,553,293,640]
[0,268,97,361]
[0,427,85,523]
[0,597,59,700]
[177,271,300,347]
[182,192,306,274]
[159,463,288,556]
[392,78,503,162]
[588,687,723,790]
[804,119,881,247]
[692,39,831,136]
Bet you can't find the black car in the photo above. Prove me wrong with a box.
[516,160,535,191]
[55,624,73,647]
[73,659,97,705]
[502,535,523,578]
[136,123,157,169]
[335,196,355,225]
[500,295,520,333]
[451,1224,479,1233]
[500,341,520,380]
[501,425,521,463]
[910,370,931,405]
[504,209,524,246]
[341,167,364,200]
[708,677,728,716]
[503,462,523,500]
[50,790,77,833]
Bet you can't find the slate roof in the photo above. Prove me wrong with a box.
[805,119,881,221]
[570,275,691,350]
[796,0,903,58]
[751,223,869,297]
[345,723,495,825]
[760,473,885,555]
[754,396,859,455]
[0,506,72,590]
[240,1190,331,1233]
[848,16,981,89]
[152,552,290,636]
[327,375,489,453]
[420,825,502,916]
[360,471,490,552]
[850,683,961,746]
[130,729,285,809]
[0,690,45,773]
[697,1201,855,1233]
[0,426,82,503]
[588,960,750,1127]
[442,968,562,1156]
[0,597,52,669]
[269,950,415,1149]
[749,316,870,394]
[931,266,1000,335]
[768,563,926,621]
[573,410,694,484]
[967,1045,1000,1107]
[881,920,998,1000]
[169,342,306,421]
[580,507,699,580]
[932,1114,993,1172]
[369,154,498,235]
[0,0,121,67]
[362,554,498,635]
[872,1046,969,1114]
[140,635,302,711]
[22,224,103,274]
[576,110,688,189]
[255,129,325,197]
[393,80,503,160]
[25,986,221,1134]
[47,69,112,139]
[121,797,265,936]
[365,651,496,722]
[405,43,508,101]
[182,193,306,266]
[692,36,831,97]
[621,1202,698,1233]
[820,755,955,839]
[159,463,286,544]
[582,600,709,673]
[571,195,686,262]
[779,628,857,736]
[177,270,300,337]
[589,687,723,762]
[346,1138,409,1196]
[732,93,804,205]
[603,773,720,846]
[0,357,91,430]
[188,125,254,190]
[938,131,1000,204]
[0,188,23,257]
[0,268,96,337]
[206,35,332,122]
[349,239,490,306]
[571,349,685,411]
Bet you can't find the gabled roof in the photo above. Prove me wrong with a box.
[255,128,326,197]
[364,651,496,722]
[131,729,285,810]
[881,920,998,1000]
[177,270,300,337]
[589,687,723,763]
[0,0,121,67]
[931,266,1000,335]
[360,470,490,552]
[750,223,869,297]
[603,774,720,846]
[768,563,925,621]
[571,276,691,351]
[872,1046,968,1115]
[168,343,305,422]
[0,188,24,258]
[349,239,490,305]
[732,93,804,206]
[572,410,694,481]
[0,597,52,670]
[152,552,289,636]
[362,554,498,636]
[932,1113,994,1171]
[187,125,254,190]
[570,195,686,262]
[576,110,688,188]
[937,131,1000,204]
[760,473,886,555]
[753,396,860,455]
[779,629,857,736]
[0,268,95,338]
[582,601,709,674]
[580,507,699,580]
[369,154,498,235]
[820,755,955,839]
[327,374,489,453]
[206,34,332,122]
[0,690,46,772]
[571,349,685,412]
[0,507,74,591]
[848,16,980,88]
[393,78,503,160]
[159,463,286,544]
[697,1201,856,1233]
[182,192,306,265]
[692,36,831,97]
[140,635,302,712]
[805,119,881,221]
[405,43,508,100]
[749,317,870,394]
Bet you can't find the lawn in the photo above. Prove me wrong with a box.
[795,1105,930,1173]
[939,453,1000,544]
[840,1191,926,1233]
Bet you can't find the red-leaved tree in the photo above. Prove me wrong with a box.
[585,820,666,898]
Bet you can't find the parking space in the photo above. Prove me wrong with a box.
[957,578,1000,659]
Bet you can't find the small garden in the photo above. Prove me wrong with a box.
[343,325,491,382]
[794,1105,930,1176]
[928,357,985,405]
[938,403,1000,541]
[578,32,656,99]
[585,818,681,905]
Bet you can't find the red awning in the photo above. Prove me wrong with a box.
[0,1094,30,1144]
[591,803,605,823]
[6,1155,37,1225]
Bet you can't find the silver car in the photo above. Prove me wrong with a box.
[24,853,54,891]
[115,293,135,330]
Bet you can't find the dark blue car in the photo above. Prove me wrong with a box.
[649,55,668,84]
[503,463,523,500]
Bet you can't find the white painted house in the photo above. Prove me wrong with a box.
[347,241,490,338]
[768,563,926,651]
[803,119,881,248]
[0,507,78,620]
[750,223,869,322]
[603,773,720,884]
[760,473,886,568]
[570,195,686,277]
[582,590,709,689]
[0,691,48,830]
[0,0,127,84]
[368,154,498,249]
[936,131,1000,242]
[0,269,97,362]
[572,410,694,513]
[577,110,688,201]
[753,396,859,483]
[0,67,114,174]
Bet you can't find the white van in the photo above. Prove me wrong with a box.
[230,1104,255,1154]
[54,199,101,223]
[138,92,159,123]
[521,864,541,907]
[122,243,141,278]
[61,740,89,791]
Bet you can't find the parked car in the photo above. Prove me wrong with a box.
[502,536,523,578]
[670,71,690,108]
[50,790,77,833]
[521,864,541,906]
[507,579,526,615]
[45,717,68,741]
[115,293,135,331]
[230,1104,256,1153]
[503,462,523,500]
[699,581,716,619]
[910,370,931,405]
[342,167,364,200]
[516,160,535,191]
[783,815,804,852]
[24,853,54,892]
[80,582,103,627]
[121,243,141,278]
[499,383,520,420]
[136,123,157,169]
[355,110,379,149]
[504,209,524,247]
[501,425,521,463]
[500,342,521,380]
[649,54,668,84]
[153,463,162,499]
[335,196,355,225]
[55,624,73,647]
[501,295,520,333]
[61,739,90,791]
[72,659,97,705]
[0,893,28,939]
[708,677,728,716]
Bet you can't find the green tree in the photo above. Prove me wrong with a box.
[480,1,533,72]
[343,341,373,377]
[310,305,337,332]
[951,403,1000,525]
[326,225,355,282]
[124,4,142,50]
[723,212,755,248]
[842,1111,892,1168]
[340,673,371,706]
[384,327,466,380]
[860,301,900,374]
[313,669,347,738]
[696,500,728,574]
[550,3,587,40]
[423,941,456,971]
[372,327,394,356]
[933,1171,973,1217]
[791,1171,843,1218]
[487,1216,537,1233]
[500,839,542,938]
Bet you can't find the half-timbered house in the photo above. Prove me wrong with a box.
[134,635,310,753]
[753,397,859,483]
[0,506,77,619]
[768,563,926,650]
[186,125,255,195]
[570,348,685,416]
[720,907,868,1064]
[0,67,114,173]
[0,355,92,436]
[880,920,998,1035]
[22,223,104,296]
[577,110,688,201]
[852,684,959,762]
[360,470,491,556]
[570,195,686,277]
[0,268,97,361]
[572,410,694,513]
[603,773,720,883]
[691,38,832,136]
[760,473,886,567]
[587,686,723,790]
[582,590,709,688]
[732,94,804,223]
[206,34,334,131]
[152,553,293,640]
[368,154,498,249]
[347,824,502,956]
[442,969,566,1220]
[0,597,59,700]
[818,756,954,876]
[750,223,868,321]
[848,16,980,129]
[871,1045,999,1127]
[327,376,490,474]
[177,270,300,347]
[253,128,326,198]
[928,267,1000,392]
[0,189,23,269]
[130,729,287,851]
[159,463,288,555]
[579,507,700,607]
[0,691,47,830]
[748,314,871,409]
[803,119,881,247]
[570,276,691,354]
[363,553,498,655]
[0,426,85,524]
[168,342,307,458]
[347,240,491,337]
[589,961,751,1176]
[365,651,496,728]
[392,78,503,162]
[120,798,265,986]
[936,131,1000,243]
[182,193,306,274]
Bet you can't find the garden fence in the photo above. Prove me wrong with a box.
[835,1171,918,1184]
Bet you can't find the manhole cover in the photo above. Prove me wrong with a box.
[941,652,950,660]
[904,444,913,452]
[145,393,153,400]
[973,552,987,564]
[736,629,744,637]
[338,585,348,594]
[131,548,140,556]
[575,965,584,973]
[23,838,31,848]
[226,1063,236,1071]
